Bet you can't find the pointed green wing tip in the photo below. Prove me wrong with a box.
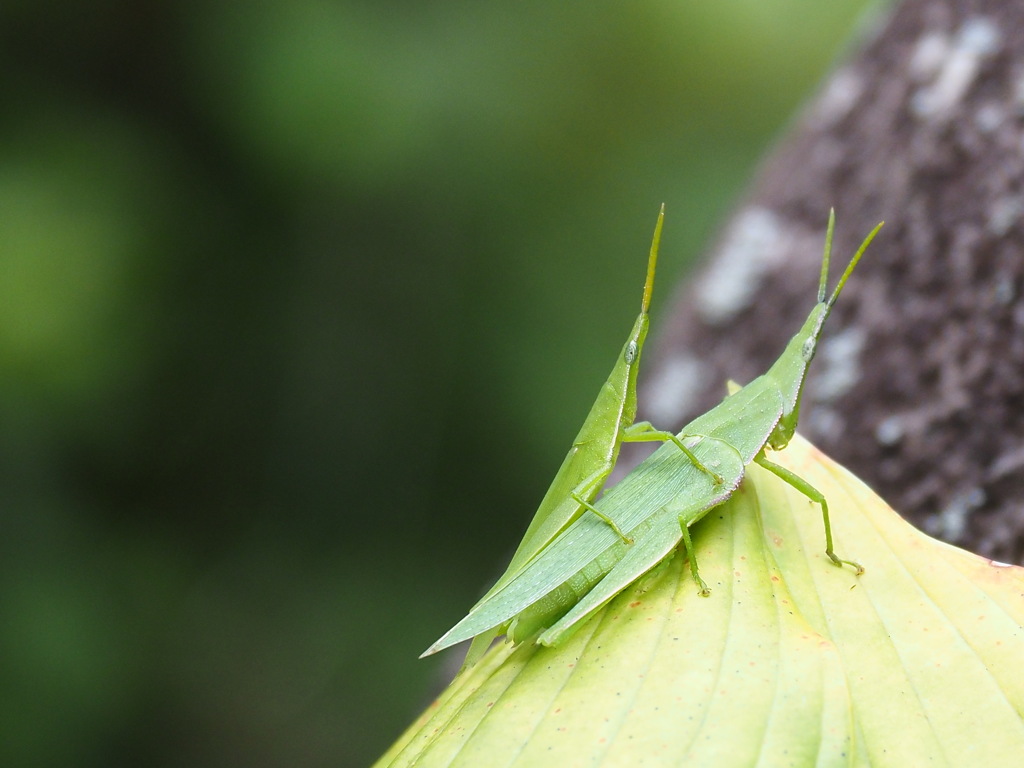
[387,436,1024,767]
[419,632,466,660]
[419,626,464,658]
[420,613,507,660]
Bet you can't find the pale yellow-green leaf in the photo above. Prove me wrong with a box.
[376,435,1024,767]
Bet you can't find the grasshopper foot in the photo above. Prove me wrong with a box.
[827,551,865,576]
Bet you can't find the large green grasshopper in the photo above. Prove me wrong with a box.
[458,206,721,668]
[424,211,882,659]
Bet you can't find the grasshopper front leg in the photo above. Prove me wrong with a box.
[622,422,725,485]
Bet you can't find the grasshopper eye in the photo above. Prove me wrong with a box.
[624,341,638,364]
[801,337,817,362]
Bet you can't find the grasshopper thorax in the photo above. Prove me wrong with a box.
[764,301,831,450]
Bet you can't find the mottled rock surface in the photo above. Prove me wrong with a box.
[638,0,1024,563]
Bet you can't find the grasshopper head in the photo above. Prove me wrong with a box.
[766,212,882,450]
[611,310,651,428]
[766,301,829,449]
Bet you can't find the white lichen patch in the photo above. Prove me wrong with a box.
[645,353,711,426]
[988,442,1024,481]
[908,31,950,80]
[974,102,1005,133]
[810,326,867,402]
[993,273,1017,306]
[925,487,987,542]
[696,207,794,325]
[804,407,843,442]
[987,195,1023,236]
[910,17,1001,120]
[875,414,906,446]
[813,67,865,127]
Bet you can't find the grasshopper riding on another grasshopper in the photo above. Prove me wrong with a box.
[424,209,882,662]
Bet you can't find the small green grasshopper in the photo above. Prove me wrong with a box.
[458,206,721,668]
[423,211,882,658]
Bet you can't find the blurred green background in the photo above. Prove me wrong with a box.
[0,1,877,766]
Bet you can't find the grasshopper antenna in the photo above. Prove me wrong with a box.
[641,204,665,315]
[817,208,836,304]
[827,220,884,308]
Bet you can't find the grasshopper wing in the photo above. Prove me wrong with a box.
[536,441,743,646]
[422,437,743,657]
